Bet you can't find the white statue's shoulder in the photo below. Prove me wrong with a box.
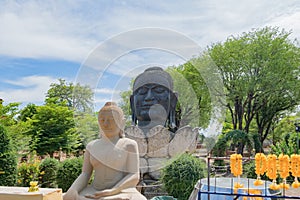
[121,137,137,144]
[86,139,100,152]
[118,137,138,153]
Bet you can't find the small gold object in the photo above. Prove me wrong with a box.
[28,181,39,192]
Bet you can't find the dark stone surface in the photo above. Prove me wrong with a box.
[130,67,179,132]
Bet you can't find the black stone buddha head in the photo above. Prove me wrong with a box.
[130,67,179,132]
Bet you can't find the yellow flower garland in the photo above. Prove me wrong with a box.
[278,154,290,189]
[266,154,279,190]
[291,154,300,188]
[254,153,267,186]
[230,153,243,176]
[230,153,244,191]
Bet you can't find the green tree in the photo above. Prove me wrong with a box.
[18,103,37,122]
[0,101,20,126]
[28,104,81,156]
[0,125,17,186]
[0,101,32,155]
[271,115,297,145]
[45,79,94,113]
[75,113,99,148]
[119,81,133,125]
[209,27,300,152]
[168,63,211,128]
[6,120,32,156]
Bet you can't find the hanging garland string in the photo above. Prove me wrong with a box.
[291,154,300,188]
[230,153,243,190]
[254,153,267,186]
[266,154,279,190]
[278,154,290,190]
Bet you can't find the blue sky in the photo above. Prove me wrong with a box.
[1,0,300,111]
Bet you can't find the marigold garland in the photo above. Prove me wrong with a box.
[254,153,267,186]
[266,154,279,190]
[291,154,300,188]
[230,154,243,176]
[230,153,243,192]
[278,154,290,189]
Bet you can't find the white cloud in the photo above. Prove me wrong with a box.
[1,0,300,64]
[1,0,300,107]
[94,88,121,95]
[267,10,300,39]
[0,75,58,104]
[0,1,96,62]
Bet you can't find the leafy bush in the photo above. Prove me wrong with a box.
[160,153,205,200]
[17,157,40,187]
[211,135,228,166]
[271,132,299,155]
[56,157,83,192]
[39,157,60,188]
[0,125,17,186]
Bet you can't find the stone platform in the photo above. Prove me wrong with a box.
[0,186,62,200]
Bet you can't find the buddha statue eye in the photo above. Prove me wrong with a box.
[136,87,148,95]
[153,86,166,94]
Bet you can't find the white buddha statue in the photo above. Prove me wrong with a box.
[63,102,147,200]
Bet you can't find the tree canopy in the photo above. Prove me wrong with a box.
[209,27,300,149]
[28,104,81,156]
[45,79,94,113]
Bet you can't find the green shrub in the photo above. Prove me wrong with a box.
[56,157,83,192]
[0,125,17,186]
[17,157,40,187]
[271,132,299,155]
[211,134,229,166]
[160,153,206,200]
[39,157,60,188]
[17,153,41,187]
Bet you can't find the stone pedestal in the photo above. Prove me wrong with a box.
[125,125,198,181]
[0,186,62,200]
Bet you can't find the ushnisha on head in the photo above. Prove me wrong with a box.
[133,67,174,92]
[130,67,179,132]
[98,102,125,138]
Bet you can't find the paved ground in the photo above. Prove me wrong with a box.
[285,187,300,197]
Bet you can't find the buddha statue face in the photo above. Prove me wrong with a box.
[130,67,178,130]
[133,83,170,124]
[98,102,125,138]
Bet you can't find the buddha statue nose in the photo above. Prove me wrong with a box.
[145,89,154,102]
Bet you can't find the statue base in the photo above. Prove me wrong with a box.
[126,125,198,182]
[0,186,62,200]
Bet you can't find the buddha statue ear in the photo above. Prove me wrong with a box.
[168,92,178,132]
[130,94,137,126]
